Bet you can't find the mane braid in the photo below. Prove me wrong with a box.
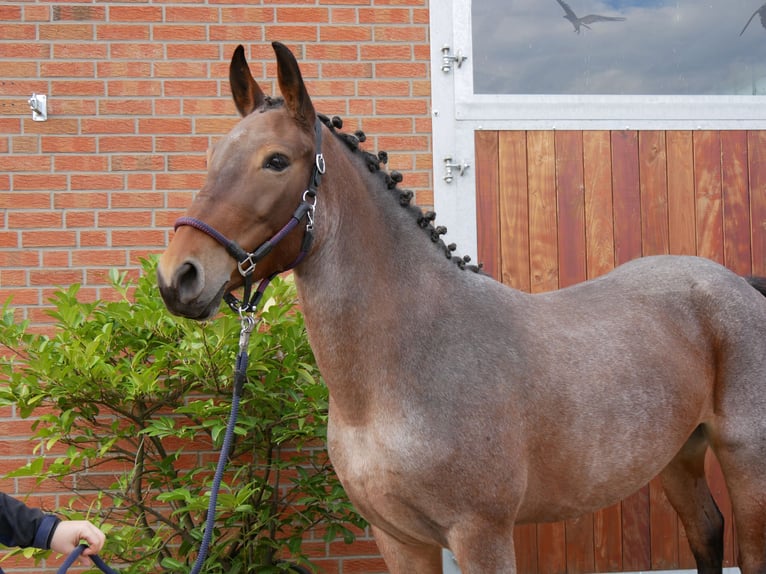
[316,113,483,274]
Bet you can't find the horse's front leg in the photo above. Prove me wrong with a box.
[448,519,517,574]
[371,526,443,574]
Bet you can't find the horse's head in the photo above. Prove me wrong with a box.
[157,42,320,320]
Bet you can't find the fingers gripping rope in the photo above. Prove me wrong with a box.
[58,544,118,574]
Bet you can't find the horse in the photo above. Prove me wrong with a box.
[156,41,766,574]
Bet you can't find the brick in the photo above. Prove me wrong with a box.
[65,211,96,227]
[99,136,153,153]
[79,230,107,247]
[0,192,51,209]
[209,25,265,42]
[21,231,76,248]
[112,229,165,246]
[50,80,106,96]
[277,7,330,22]
[1,24,35,40]
[0,5,22,19]
[0,41,50,60]
[12,175,67,191]
[54,155,108,172]
[0,155,51,172]
[42,136,98,154]
[29,269,83,286]
[153,62,208,78]
[82,118,136,134]
[49,98,98,116]
[138,118,193,134]
[0,251,38,267]
[96,24,151,40]
[319,25,372,42]
[375,26,427,42]
[359,8,412,24]
[97,61,153,78]
[7,212,63,229]
[165,6,220,22]
[53,192,109,209]
[220,7,274,22]
[53,43,108,59]
[265,25,319,42]
[70,174,124,191]
[163,80,218,97]
[153,25,208,41]
[107,80,162,97]
[111,192,165,208]
[110,155,166,171]
[38,24,94,41]
[108,6,162,22]
[98,211,153,227]
[109,43,164,60]
[52,5,105,21]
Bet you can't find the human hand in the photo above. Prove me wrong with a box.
[49,520,106,564]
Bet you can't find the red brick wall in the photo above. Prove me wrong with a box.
[0,2,432,572]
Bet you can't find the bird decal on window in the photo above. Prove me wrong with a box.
[554,0,626,34]
[740,3,766,36]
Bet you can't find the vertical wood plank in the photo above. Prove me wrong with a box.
[666,131,697,256]
[514,525,540,574]
[621,485,651,571]
[565,514,595,574]
[538,521,567,574]
[611,131,642,265]
[583,131,621,574]
[721,131,751,276]
[475,130,500,280]
[583,131,615,279]
[638,131,669,256]
[613,131,649,571]
[555,131,593,574]
[694,131,724,263]
[593,502,623,573]
[748,131,766,277]
[527,131,559,293]
[528,132,565,574]
[499,131,531,292]
[555,131,586,288]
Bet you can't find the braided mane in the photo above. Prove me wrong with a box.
[316,113,483,274]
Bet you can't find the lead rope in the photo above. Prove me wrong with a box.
[57,544,118,574]
[190,312,255,574]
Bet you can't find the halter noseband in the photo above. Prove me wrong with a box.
[174,118,325,314]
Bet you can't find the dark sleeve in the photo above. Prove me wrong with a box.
[0,492,61,549]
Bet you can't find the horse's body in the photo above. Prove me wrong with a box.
[157,42,766,574]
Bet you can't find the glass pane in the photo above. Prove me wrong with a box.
[472,0,766,95]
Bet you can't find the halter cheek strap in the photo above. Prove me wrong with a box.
[174,118,325,314]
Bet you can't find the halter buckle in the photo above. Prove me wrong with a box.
[237,254,257,276]
[315,153,326,175]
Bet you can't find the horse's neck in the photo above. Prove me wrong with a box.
[293,139,452,418]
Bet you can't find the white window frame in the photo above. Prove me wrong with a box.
[430,0,766,267]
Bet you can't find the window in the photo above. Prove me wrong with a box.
[472,0,766,96]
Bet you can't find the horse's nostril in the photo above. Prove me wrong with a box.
[175,260,203,304]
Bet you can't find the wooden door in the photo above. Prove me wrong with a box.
[474,129,766,573]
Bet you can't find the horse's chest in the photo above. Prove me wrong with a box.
[327,417,449,544]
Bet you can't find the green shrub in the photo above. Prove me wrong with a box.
[0,258,365,573]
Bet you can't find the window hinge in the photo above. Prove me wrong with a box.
[441,45,467,74]
[443,156,470,184]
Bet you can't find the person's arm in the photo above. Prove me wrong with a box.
[0,492,60,549]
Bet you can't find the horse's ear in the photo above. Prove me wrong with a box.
[272,41,316,129]
[229,45,266,117]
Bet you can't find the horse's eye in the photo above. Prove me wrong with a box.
[264,154,289,171]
